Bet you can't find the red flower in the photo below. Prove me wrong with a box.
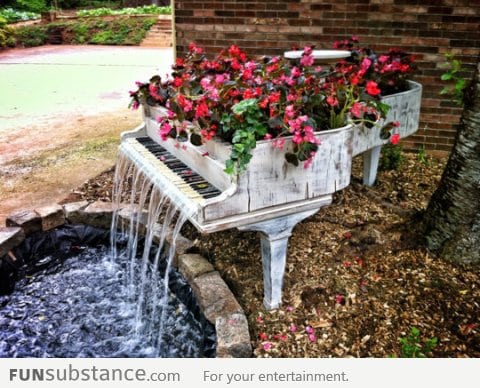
[390,133,400,145]
[195,101,209,119]
[366,81,381,96]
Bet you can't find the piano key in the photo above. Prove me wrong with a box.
[133,137,222,200]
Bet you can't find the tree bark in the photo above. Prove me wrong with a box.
[423,62,480,265]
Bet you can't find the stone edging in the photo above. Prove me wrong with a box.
[0,201,252,358]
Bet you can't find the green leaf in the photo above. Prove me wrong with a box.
[232,98,258,115]
[234,143,245,152]
[441,73,453,81]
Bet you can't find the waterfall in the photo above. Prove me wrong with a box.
[110,151,190,355]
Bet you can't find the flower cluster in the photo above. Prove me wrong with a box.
[130,42,407,174]
[333,36,416,96]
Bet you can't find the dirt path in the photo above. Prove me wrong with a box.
[0,109,142,225]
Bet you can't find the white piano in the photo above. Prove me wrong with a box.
[120,105,354,309]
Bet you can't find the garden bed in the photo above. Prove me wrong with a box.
[12,15,159,47]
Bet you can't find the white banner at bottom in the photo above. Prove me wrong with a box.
[0,358,476,388]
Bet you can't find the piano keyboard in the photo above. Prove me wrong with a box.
[134,136,222,200]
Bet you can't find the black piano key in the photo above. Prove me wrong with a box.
[135,137,221,199]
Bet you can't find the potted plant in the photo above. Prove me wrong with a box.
[129,44,395,181]
[333,37,422,185]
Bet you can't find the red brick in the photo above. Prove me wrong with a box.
[174,0,480,152]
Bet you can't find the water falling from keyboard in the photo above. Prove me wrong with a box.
[110,151,191,354]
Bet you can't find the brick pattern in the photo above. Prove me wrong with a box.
[174,0,480,153]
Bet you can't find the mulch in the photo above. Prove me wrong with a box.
[64,152,480,358]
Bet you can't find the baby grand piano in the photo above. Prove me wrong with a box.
[120,104,353,310]
[118,46,421,310]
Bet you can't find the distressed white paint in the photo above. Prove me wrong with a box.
[139,105,354,231]
[353,80,422,185]
[238,208,326,309]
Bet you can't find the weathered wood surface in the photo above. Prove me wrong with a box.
[352,80,422,156]
[141,106,354,230]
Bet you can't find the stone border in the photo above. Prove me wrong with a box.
[0,200,252,358]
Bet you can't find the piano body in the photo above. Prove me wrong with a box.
[120,105,354,309]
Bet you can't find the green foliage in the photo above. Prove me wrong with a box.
[379,143,404,171]
[417,144,430,167]
[14,25,48,47]
[440,53,468,106]
[77,5,171,17]
[14,0,47,13]
[221,99,268,175]
[14,16,156,47]
[0,8,41,23]
[0,17,16,48]
[398,327,438,358]
[71,22,89,43]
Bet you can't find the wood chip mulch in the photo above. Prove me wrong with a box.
[64,152,479,358]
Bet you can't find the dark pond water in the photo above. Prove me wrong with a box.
[0,225,215,358]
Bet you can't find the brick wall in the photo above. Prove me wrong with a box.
[174,0,480,153]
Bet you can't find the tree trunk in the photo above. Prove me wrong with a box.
[423,62,480,265]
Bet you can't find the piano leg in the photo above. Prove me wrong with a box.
[362,145,382,186]
[238,204,331,310]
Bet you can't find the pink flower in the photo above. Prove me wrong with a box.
[177,95,193,112]
[285,105,296,119]
[159,121,172,141]
[326,95,339,107]
[289,324,298,333]
[215,73,229,84]
[200,77,211,89]
[291,66,301,77]
[305,326,314,335]
[259,332,268,341]
[300,54,314,67]
[350,102,364,118]
[390,133,400,145]
[272,138,285,149]
[262,342,273,351]
[308,333,317,342]
[378,55,389,64]
[335,294,344,305]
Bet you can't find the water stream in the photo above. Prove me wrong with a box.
[0,152,215,357]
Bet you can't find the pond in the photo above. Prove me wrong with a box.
[0,224,216,358]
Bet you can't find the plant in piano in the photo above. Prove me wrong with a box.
[129,43,392,175]
[333,36,416,96]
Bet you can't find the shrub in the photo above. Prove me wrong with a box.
[0,17,16,48]
[379,143,404,171]
[14,25,48,47]
[14,16,157,47]
[14,0,47,13]
[77,5,171,17]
